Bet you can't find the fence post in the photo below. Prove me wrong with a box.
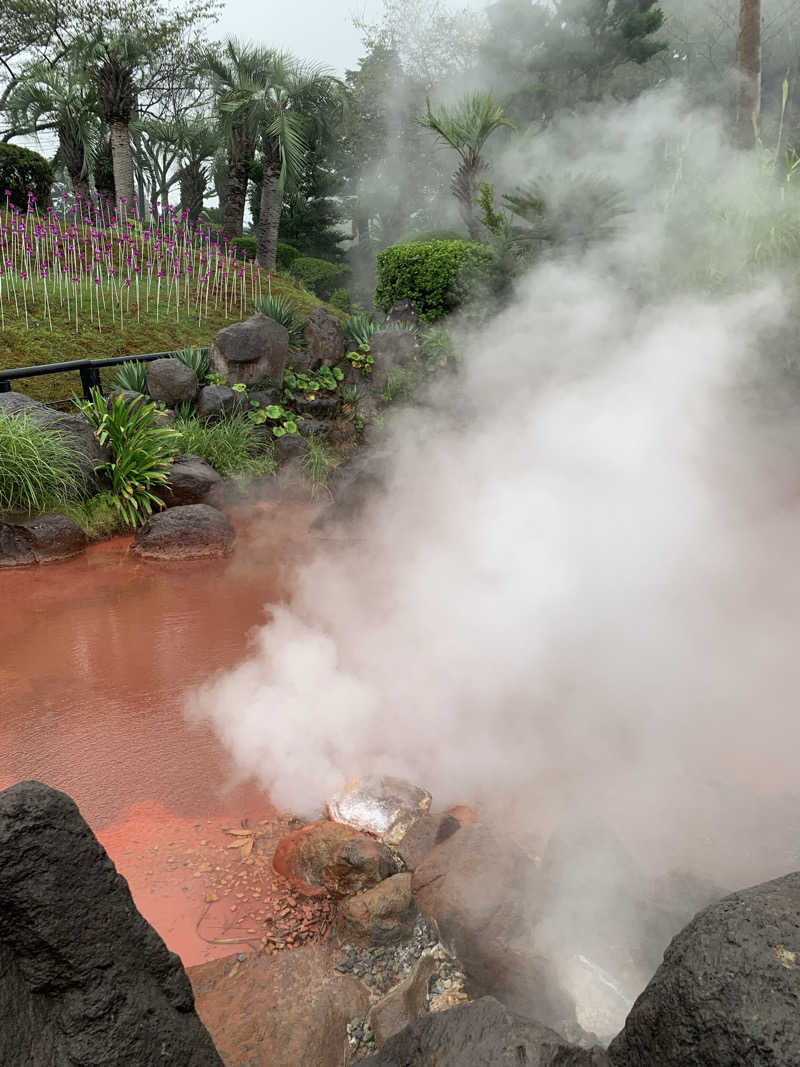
[0,381,11,393]
[79,364,102,399]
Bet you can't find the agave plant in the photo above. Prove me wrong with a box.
[255,294,306,347]
[174,346,209,382]
[343,312,375,348]
[113,360,148,394]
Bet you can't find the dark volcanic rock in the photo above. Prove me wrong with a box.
[397,812,461,870]
[157,454,222,507]
[210,312,289,386]
[0,514,87,567]
[273,819,396,898]
[608,870,800,1067]
[273,432,308,463]
[360,996,609,1067]
[304,306,345,367]
[0,392,109,482]
[385,299,420,328]
[131,503,235,560]
[294,394,341,418]
[338,873,418,946]
[145,357,198,405]
[196,384,246,420]
[0,780,222,1067]
[369,330,419,389]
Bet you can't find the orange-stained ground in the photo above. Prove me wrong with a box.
[0,500,324,965]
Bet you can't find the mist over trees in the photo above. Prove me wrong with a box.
[0,0,795,280]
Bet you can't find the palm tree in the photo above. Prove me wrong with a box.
[174,116,220,223]
[82,32,149,214]
[419,91,513,241]
[6,62,100,203]
[222,51,343,268]
[199,39,270,241]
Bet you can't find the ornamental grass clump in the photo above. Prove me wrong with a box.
[0,410,87,512]
[113,359,148,394]
[174,412,275,477]
[75,387,179,527]
[255,293,306,347]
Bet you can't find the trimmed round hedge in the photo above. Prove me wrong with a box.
[375,240,498,323]
[0,143,53,212]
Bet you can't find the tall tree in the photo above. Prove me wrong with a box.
[5,60,99,201]
[419,92,513,240]
[737,0,762,148]
[222,51,342,268]
[199,39,269,240]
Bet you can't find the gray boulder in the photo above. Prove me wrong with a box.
[295,394,341,418]
[273,433,308,463]
[370,330,419,389]
[386,299,420,328]
[145,358,198,405]
[0,392,108,483]
[195,385,246,421]
[304,306,345,367]
[0,514,87,568]
[157,455,222,508]
[608,870,800,1067]
[360,996,609,1067]
[327,775,432,845]
[0,781,223,1067]
[131,504,235,560]
[209,312,289,386]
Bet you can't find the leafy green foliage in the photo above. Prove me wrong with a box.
[345,348,374,373]
[57,490,127,538]
[503,176,628,254]
[255,293,306,347]
[420,324,457,370]
[329,287,352,312]
[113,360,148,394]
[75,388,179,527]
[277,241,301,269]
[231,236,257,260]
[290,256,349,300]
[174,412,275,475]
[173,346,209,382]
[0,142,53,210]
[0,410,87,511]
[283,365,343,396]
[343,312,376,348]
[375,240,498,322]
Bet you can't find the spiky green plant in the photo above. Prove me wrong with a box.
[256,294,306,347]
[303,436,334,498]
[75,388,179,527]
[113,360,148,394]
[173,346,209,382]
[174,412,275,477]
[343,312,375,348]
[0,411,88,512]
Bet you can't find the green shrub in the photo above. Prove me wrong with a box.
[375,240,498,323]
[394,228,466,244]
[173,346,209,382]
[231,236,257,260]
[175,413,275,477]
[255,294,306,347]
[291,256,349,300]
[329,287,352,312]
[0,411,87,511]
[75,388,179,527]
[0,142,53,212]
[277,241,301,270]
[113,360,148,394]
[420,325,457,369]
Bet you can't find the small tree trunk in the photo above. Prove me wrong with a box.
[180,164,206,224]
[110,120,135,215]
[222,126,255,240]
[737,0,762,149]
[256,160,282,269]
[60,133,91,206]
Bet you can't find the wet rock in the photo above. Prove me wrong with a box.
[272,819,395,898]
[196,385,246,420]
[295,394,341,418]
[0,392,109,483]
[0,781,223,1067]
[274,433,308,463]
[397,813,461,870]
[386,299,420,328]
[210,312,289,386]
[328,775,432,845]
[0,514,87,567]
[145,357,198,405]
[339,873,418,946]
[190,941,368,1067]
[608,870,800,1067]
[131,503,235,561]
[360,996,610,1067]
[248,387,284,409]
[369,330,419,389]
[304,306,345,367]
[368,952,437,1047]
[157,455,222,507]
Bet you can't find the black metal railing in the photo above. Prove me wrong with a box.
[0,349,209,405]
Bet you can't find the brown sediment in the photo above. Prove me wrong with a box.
[1,499,321,965]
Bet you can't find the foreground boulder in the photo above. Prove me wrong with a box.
[273,819,395,898]
[304,306,344,367]
[190,942,368,1067]
[608,870,800,1067]
[0,514,87,567]
[196,384,246,421]
[0,781,222,1067]
[360,996,609,1067]
[328,775,432,845]
[157,454,222,507]
[210,312,289,386]
[131,503,235,560]
[145,357,198,406]
[0,392,109,483]
[338,873,418,946]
